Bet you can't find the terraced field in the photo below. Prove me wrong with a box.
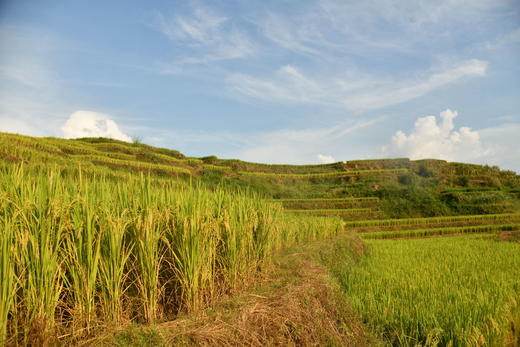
[236,168,408,178]
[276,197,383,220]
[264,158,520,345]
[2,132,520,345]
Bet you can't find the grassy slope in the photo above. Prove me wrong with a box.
[2,132,519,218]
[2,132,520,345]
[0,133,347,345]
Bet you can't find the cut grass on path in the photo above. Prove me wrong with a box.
[91,233,377,347]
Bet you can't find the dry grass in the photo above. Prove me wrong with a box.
[91,235,375,347]
[497,230,520,243]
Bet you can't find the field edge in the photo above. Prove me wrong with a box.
[89,233,378,347]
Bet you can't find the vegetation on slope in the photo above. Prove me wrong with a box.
[95,233,376,347]
[0,164,343,345]
[327,235,520,346]
[1,132,519,219]
[2,132,520,345]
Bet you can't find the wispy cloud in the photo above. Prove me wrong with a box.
[0,25,57,88]
[346,59,487,111]
[479,122,520,172]
[481,27,520,50]
[155,4,255,72]
[228,60,487,112]
[130,115,384,164]
[261,14,326,56]
[257,0,509,57]
[235,117,385,164]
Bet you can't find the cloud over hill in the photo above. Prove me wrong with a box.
[384,109,491,162]
[62,111,131,142]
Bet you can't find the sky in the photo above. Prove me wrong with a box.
[0,0,519,171]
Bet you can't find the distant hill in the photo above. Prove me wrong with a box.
[1,132,519,218]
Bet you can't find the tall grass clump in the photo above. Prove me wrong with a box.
[0,216,16,345]
[0,164,343,344]
[64,195,102,333]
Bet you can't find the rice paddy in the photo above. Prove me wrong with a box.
[361,223,520,239]
[345,213,520,229]
[332,236,520,346]
[2,132,520,345]
[237,168,408,178]
[0,164,343,345]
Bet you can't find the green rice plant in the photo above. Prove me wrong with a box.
[273,197,378,203]
[0,216,16,344]
[287,208,372,214]
[98,212,133,324]
[15,187,65,342]
[165,210,217,312]
[345,212,520,229]
[237,168,408,178]
[63,196,102,332]
[332,236,520,345]
[133,208,165,323]
[0,162,345,343]
[362,224,520,239]
[275,197,381,211]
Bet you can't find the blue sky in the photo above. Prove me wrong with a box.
[1,0,519,171]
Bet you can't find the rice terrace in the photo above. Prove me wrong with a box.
[2,1,520,346]
[0,133,519,346]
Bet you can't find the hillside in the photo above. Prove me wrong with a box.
[1,132,520,345]
[1,132,519,219]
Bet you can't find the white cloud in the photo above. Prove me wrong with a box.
[262,14,325,55]
[156,5,255,71]
[384,109,491,162]
[478,122,520,172]
[482,27,520,50]
[0,25,58,88]
[317,154,336,164]
[235,117,384,164]
[62,111,132,142]
[349,60,487,111]
[0,117,45,137]
[228,60,487,112]
[257,0,508,57]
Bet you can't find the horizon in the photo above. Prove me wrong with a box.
[0,0,519,171]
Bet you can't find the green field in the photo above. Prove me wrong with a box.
[361,223,520,239]
[1,133,520,345]
[0,164,343,345]
[330,236,520,346]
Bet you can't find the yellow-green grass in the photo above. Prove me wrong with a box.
[361,224,520,239]
[0,133,196,175]
[199,157,345,174]
[345,213,520,230]
[273,197,379,202]
[274,197,380,210]
[333,236,520,345]
[441,187,503,193]
[288,208,373,215]
[0,164,344,345]
[237,168,408,178]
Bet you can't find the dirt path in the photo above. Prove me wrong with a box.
[92,234,375,347]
